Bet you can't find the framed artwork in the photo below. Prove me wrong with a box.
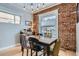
[25,21,32,26]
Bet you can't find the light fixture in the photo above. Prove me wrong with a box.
[30,3,46,11]
[30,3,34,11]
[37,5,38,8]
[23,3,26,10]
[43,3,45,5]
[32,9,33,11]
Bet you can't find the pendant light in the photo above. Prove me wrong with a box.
[23,3,26,10]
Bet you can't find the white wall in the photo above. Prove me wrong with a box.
[0,23,21,49]
[21,13,32,29]
[0,4,32,50]
[76,22,79,55]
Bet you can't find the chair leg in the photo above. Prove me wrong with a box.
[31,49,32,56]
[27,49,28,56]
[36,51,38,56]
[43,46,47,56]
[21,47,24,56]
[47,46,50,56]
[22,51,24,56]
[43,49,45,56]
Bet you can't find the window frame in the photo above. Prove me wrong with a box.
[14,15,21,24]
[0,11,21,24]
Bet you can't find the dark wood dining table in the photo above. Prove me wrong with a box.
[27,36,57,56]
[38,37,57,56]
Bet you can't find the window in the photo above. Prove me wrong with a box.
[15,16,20,24]
[0,12,20,24]
[39,9,58,39]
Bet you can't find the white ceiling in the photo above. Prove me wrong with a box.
[12,3,56,11]
[0,3,60,14]
[8,3,60,13]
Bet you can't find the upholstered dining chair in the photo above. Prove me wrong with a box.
[50,39,61,56]
[20,31,29,56]
[28,37,45,56]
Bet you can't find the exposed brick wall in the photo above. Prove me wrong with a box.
[33,14,39,35]
[33,3,77,51]
[58,4,77,51]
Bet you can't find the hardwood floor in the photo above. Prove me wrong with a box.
[0,45,76,56]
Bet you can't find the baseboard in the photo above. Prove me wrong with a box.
[76,52,79,56]
[0,43,20,51]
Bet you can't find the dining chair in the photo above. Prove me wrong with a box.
[20,31,30,56]
[28,37,46,56]
[50,39,61,56]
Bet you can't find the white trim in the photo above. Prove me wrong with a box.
[76,23,79,56]
[38,9,59,16]
[0,43,20,51]
[76,52,79,56]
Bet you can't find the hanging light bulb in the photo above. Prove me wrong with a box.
[43,3,45,5]
[37,5,38,8]
[36,4,39,10]
[31,3,33,5]
[23,3,26,10]
[30,3,34,11]
[32,9,33,11]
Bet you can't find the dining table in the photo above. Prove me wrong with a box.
[38,37,57,56]
[26,35,57,56]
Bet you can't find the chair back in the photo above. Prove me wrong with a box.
[28,37,39,49]
[52,39,61,56]
[20,33,27,48]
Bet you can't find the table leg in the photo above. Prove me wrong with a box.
[47,46,50,56]
[31,49,32,56]
[36,51,38,56]
[43,47,46,56]
[21,47,24,56]
[43,50,45,56]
